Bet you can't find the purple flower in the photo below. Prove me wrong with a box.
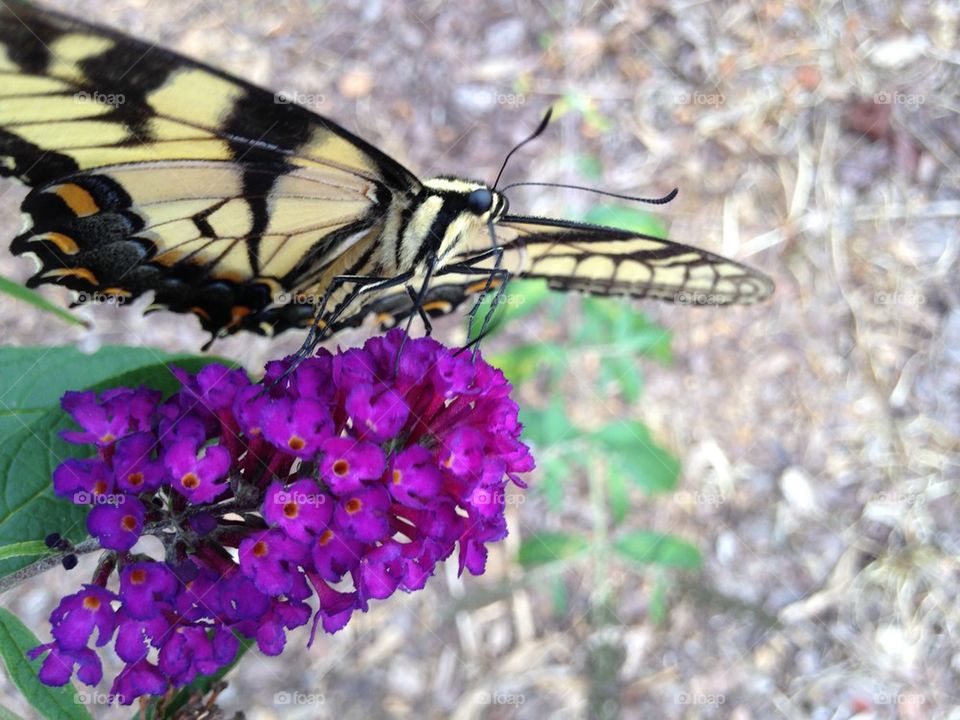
[110,660,168,704]
[113,610,170,663]
[86,497,144,551]
[164,440,231,504]
[388,445,442,508]
[238,530,307,597]
[262,479,332,542]
[112,432,165,494]
[49,585,117,650]
[37,329,533,704]
[345,383,409,443]
[53,458,113,504]
[333,486,391,543]
[311,527,364,582]
[61,388,159,446]
[319,437,386,495]
[118,562,178,619]
[29,642,102,686]
[261,398,333,458]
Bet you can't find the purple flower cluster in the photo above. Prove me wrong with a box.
[31,330,532,703]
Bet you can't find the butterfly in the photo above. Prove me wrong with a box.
[0,1,773,351]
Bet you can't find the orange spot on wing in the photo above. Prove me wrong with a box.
[466,278,502,294]
[45,267,98,285]
[43,232,80,255]
[190,306,210,321]
[103,287,132,298]
[421,300,452,314]
[53,183,99,217]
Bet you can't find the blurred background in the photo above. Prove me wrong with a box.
[1,0,957,718]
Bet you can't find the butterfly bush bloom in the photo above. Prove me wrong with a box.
[32,330,532,703]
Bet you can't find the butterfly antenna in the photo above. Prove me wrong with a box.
[499,182,679,205]
[492,107,554,190]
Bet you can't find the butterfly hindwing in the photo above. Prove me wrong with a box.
[0,0,418,336]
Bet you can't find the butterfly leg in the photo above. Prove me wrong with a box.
[393,257,437,374]
[274,271,414,389]
[404,285,433,336]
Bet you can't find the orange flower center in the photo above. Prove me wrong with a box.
[332,459,349,476]
[252,540,269,558]
[82,596,101,611]
[392,469,402,485]
[180,472,200,490]
[120,515,138,531]
[288,436,306,451]
[130,568,147,585]
[127,471,144,487]
[345,498,363,514]
[283,502,299,519]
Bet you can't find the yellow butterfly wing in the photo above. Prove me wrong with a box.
[0,0,419,336]
[345,213,773,333]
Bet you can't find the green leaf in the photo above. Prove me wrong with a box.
[649,575,669,624]
[616,324,672,364]
[0,541,49,562]
[613,532,702,569]
[144,635,251,720]
[0,276,87,328]
[606,466,630,526]
[518,396,578,448]
[550,576,568,615]
[0,346,192,440]
[592,421,680,495]
[489,343,560,385]
[518,532,590,567]
[601,356,643,404]
[0,348,234,581]
[541,456,569,511]
[468,279,550,342]
[0,608,93,720]
[583,205,668,239]
[575,153,604,181]
[0,703,26,720]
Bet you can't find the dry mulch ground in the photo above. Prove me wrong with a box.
[0,1,957,718]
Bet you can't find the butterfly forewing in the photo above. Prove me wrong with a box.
[0,0,418,336]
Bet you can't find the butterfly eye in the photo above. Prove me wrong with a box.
[466,188,493,215]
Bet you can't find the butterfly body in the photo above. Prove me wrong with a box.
[1,1,773,346]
